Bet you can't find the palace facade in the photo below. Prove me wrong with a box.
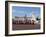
[12,12,39,24]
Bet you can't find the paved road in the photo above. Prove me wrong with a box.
[12,24,40,30]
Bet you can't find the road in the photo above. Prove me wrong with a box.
[12,24,40,30]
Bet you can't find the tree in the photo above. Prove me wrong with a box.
[36,17,40,21]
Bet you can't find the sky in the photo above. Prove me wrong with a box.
[12,6,40,18]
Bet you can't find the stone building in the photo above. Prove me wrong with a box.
[12,12,39,24]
